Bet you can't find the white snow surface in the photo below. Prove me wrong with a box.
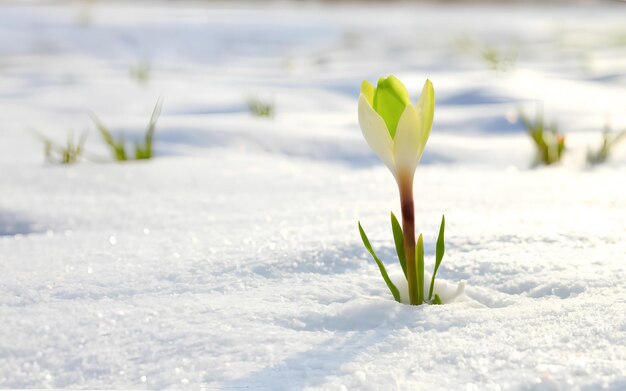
[1,1,626,389]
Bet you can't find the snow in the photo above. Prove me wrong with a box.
[1,1,625,389]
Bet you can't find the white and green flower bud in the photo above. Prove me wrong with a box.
[358,76,434,180]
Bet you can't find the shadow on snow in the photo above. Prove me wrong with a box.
[0,210,41,236]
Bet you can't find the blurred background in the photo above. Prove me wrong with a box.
[1,0,625,168]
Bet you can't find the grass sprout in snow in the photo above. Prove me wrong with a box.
[129,61,151,85]
[519,109,566,166]
[91,99,162,161]
[247,97,274,118]
[480,46,517,72]
[359,214,446,305]
[587,126,626,165]
[454,37,517,72]
[35,130,87,164]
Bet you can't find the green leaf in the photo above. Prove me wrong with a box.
[432,294,442,305]
[145,98,162,156]
[358,222,401,303]
[91,113,127,161]
[390,212,406,279]
[429,215,446,301]
[134,99,162,160]
[612,129,626,147]
[135,144,149,160]
[416,233,424,305]
[373,75,411,139]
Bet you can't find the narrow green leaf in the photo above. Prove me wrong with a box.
[78,130,88,150]
[135,144,148,160]
[390,212,406,279]
[358,222,401,303]
[433,294,442,305]
[416,233,424,305]
[141,98,162,159]
[610,129,626,149]
[91,113,127,161]
[429,215,446,301]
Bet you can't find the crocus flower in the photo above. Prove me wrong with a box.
[358,76,434,182]
[357,75,435,305]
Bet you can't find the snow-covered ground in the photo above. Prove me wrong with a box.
[1,1,625,389]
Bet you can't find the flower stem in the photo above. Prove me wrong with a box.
[398,171,419,305]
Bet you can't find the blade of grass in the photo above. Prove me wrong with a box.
[32,129,86,164]
[390,212,407,279]
[358,222,401,303]
[144,98,162,157]
[78,130,88,148]
[610,129,626,148]
[91,113,127,161]
[416,233,424,305]
[135,98,163,160]
[429,215,446,301]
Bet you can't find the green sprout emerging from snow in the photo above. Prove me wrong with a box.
[480,46,517,72]
[454,37,517,72]
[357,75,451,305]
[91,99,162,161]
[247,97,274,118]
[519,109,566,166]
[587,125,626,166]
[36,130,87,164]
[359,214,445,305]
[129,61,151,85]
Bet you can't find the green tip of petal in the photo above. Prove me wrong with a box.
[417,79,435,149]
[423,79,434,103]
[360,80,375,105]
[373,75,411,139]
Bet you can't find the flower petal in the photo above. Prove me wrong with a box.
[361,80,375,105]
[393,104,421,174]
[373,75,411,139]
[358,94,395,172]
[415,79,435,150]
